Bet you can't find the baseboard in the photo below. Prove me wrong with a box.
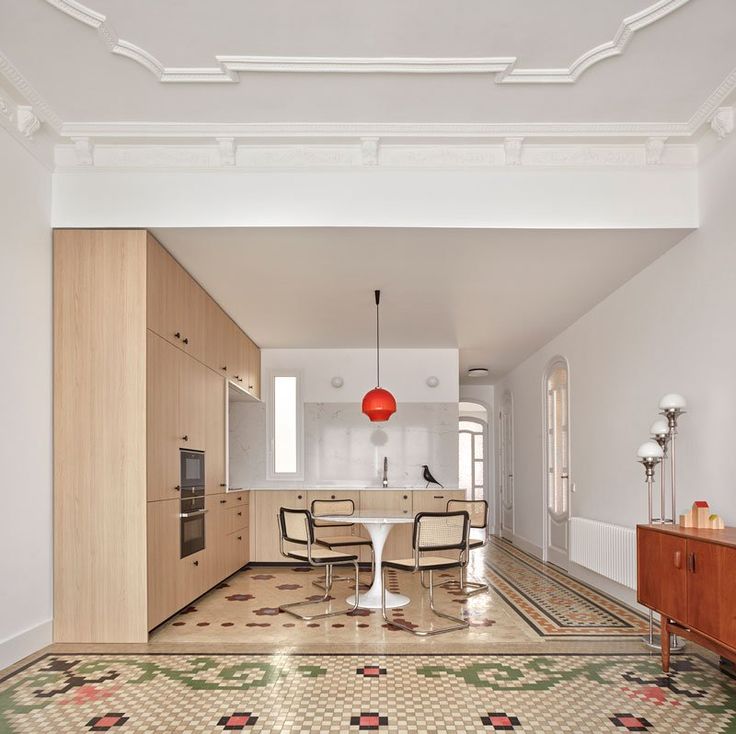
[510,534,543,559]
[0,619,52,671]
[567,561,648,614]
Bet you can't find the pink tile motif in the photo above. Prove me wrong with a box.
[225,594,255,602]
[610,713,654,732]
[217,711,258,730]
[350,711,389,730]
[86,713,128,732]
[480,712,521,730]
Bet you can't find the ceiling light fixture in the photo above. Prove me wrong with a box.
[467,368,489,378]
[362,290,396,422]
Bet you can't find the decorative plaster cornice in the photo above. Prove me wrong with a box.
[0,51,63,132]
[710,107,734,139]
[43,0,690,84]
[52,140,698,170]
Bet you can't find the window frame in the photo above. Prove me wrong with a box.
[266,369,304,481]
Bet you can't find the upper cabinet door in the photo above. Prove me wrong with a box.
[147,234,181,348]
[204,298,230,377]
[246,337,261,400]
[147,332,181,502]
[204,368,226,495]
[178,353,207,452]
[147,235,205,362]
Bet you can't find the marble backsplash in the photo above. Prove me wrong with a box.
[229,402,459,488]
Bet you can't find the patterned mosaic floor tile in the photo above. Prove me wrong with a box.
[1,653,735,733]
[152,539,648,646]
[484,539,650,636]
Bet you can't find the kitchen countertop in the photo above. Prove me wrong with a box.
[228,486,460,492]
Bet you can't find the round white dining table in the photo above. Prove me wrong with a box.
[319,510,415,609]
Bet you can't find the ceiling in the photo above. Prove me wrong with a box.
[154,227,689,383]
[1,0,735,158]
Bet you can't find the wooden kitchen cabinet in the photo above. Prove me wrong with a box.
[147,331,207,500]
[637,524,736,671]
[147,331,181,503]
[251,490,308,562]
[205,368,227,495]
[147,234,206,363]
[55,229,261,642]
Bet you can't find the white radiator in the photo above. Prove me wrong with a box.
[569,517,637,589]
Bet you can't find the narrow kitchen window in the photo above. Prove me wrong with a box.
[268,371,303,478]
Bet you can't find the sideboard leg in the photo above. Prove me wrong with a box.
[661,617,671,672]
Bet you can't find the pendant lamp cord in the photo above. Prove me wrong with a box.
[375,289,381,387]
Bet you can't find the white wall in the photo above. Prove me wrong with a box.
[263,348,459,403]
[230,348,460,488]
[52,167,697,229]
[0,130,53,668]
[495,134,736,597]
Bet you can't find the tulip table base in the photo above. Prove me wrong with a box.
[343,520,411,609]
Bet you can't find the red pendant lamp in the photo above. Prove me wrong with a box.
[362,290,397,422]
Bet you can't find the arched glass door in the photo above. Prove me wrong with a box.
[544,357,570,568]
[499,391,514,541]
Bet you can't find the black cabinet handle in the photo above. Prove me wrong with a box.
[433,495,443,499]
[219,483,226,487]
[193,560,199,566]
[248,385,254,390]
[182,435,188,442]
[403,495,408,500]
[687,553,696,572]
[174,485,181,492]
[237,512,242,516]
[220,499,227,504]
[183,337,189,344]
[237,536,242,541]
[221,366,228,371]
[297,494,303,500]
[237,495,242,501]
[331,495,336,499]
[175,332,181,340]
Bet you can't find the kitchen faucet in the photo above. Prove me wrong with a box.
[382,456,389,488]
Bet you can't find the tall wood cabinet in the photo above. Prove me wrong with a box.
[637,524,736,671]
[54,229,261,642]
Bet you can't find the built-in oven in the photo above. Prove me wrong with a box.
[179,450,206,558]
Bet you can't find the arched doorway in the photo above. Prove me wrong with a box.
[458,401,487,504]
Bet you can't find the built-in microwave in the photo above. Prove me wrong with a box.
[180,450,206,558]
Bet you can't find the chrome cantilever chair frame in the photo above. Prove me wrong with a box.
[381,510,470,636]
[310,498,375,591]
[445,499,490,596]
[277,507,360,621]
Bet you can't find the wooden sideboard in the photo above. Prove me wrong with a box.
[637,524,736,671]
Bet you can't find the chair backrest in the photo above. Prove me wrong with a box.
[278,507,314,545]
[447,499,488,529]
[311,498,355,528]
[413,511,469,553]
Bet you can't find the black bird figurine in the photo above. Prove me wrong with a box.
[422,465,444,488]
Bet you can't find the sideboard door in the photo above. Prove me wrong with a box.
[637,528,687,621]
[687,540,736,647]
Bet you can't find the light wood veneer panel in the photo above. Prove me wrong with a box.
[54,229,148,642]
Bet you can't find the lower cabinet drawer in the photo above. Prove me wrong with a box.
[227,505,248,534]
[226,529,249,575]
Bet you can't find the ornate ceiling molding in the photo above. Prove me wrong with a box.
[44,0,690,84]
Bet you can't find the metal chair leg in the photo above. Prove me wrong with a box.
[382,567,469,636]
[281,561,360,621]
[458,564,489,596]
[312,545,374,589]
